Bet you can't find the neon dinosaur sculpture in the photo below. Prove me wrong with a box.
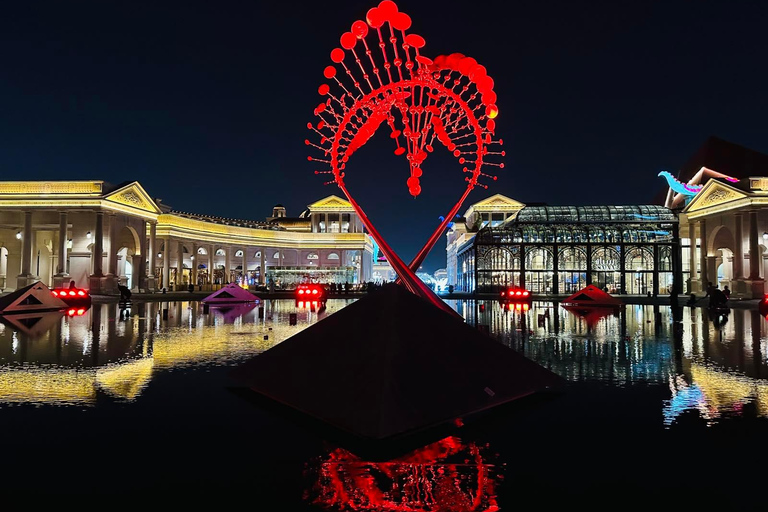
[659,167,740,209]
[306,1,503,312]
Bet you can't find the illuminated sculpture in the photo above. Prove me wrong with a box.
[230,0,562,452]
[306,0,502,311]
[659,167,739,209]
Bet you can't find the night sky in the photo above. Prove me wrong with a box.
[2,0,767,273]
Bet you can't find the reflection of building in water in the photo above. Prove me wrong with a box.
[463,300,678,384]
[0,299,349,405]
[0,181,373,295]
[446,194,680,295]
[664,365,768,426]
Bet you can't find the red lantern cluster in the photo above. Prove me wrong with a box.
[295,284,327,304]
[500,287,531,302]
[52,287,92,306]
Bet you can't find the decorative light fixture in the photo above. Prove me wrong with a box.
[190,256,195,261]
[86,231,92,239]
[158,253,162,258]
[763,232,768,241]
[15,231,21,240]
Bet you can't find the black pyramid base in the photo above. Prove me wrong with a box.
[229,284,565,454]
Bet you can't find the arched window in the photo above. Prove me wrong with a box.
[307,252,319,260]
[273,251,280,259]
[328,252,340,260]
[625,247,654,271]
[658,246,673,271]
[234,250,244,257]
[525,247,553,270]
[197,247,207,255]
[215,248,225,256]
[558,247,587,270]
[591,247,620,270]
[254,251,261,258]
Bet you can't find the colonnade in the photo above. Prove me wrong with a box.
[689,210,765,297]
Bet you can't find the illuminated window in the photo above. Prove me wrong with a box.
[255,251,261,258]
[235,250,244,257]
[328,252,340,260]
[307,252,319,260]
[215,249,225,256]
[273,251,280,259]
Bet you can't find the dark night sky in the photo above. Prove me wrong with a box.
[1,0,767,273]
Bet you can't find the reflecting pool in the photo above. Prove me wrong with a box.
[0,298,766,507]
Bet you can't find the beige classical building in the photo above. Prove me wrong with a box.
[680,177,768,298]
[663,137,768,298]
[0,181,373,295]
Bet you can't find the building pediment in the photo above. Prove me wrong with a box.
[684,180,748,215]
[307,195,355,212]
[104,182,162,214]
[466,194,525,212]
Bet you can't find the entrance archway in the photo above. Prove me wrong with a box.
[716,247,734,287]
[116,226,140,290]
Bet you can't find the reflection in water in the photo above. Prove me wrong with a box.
[0,296,766,430]
[306,436,500,512]
[448,299,768,426]
[0,299,352,406]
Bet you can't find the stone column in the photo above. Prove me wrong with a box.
[699,219,708,288]
[748,211,760,279]
[16,211,36,288]
[260,249,266,285]
[359,249,364,283]
[191,244,198,286]
[162,237,170,291]
[93,212,104,277]
[20,211,33,276]
[208,245,214,285]
[225,247,231,284]
[135,221,147,291]
[176,240,184,289]
[148,222,157,276]
[146,221,157,291]
[56,212,68,275]
[747,210,764,297]
[107,215,118,277]
[242,249,247,284]
[734,213,744,278]
[689,222,697,293]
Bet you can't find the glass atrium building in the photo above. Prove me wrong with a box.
[452,203,679,295]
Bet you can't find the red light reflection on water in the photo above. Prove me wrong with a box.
[306,436,501,511]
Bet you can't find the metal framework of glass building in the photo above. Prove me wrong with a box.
[455,205,680,295]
